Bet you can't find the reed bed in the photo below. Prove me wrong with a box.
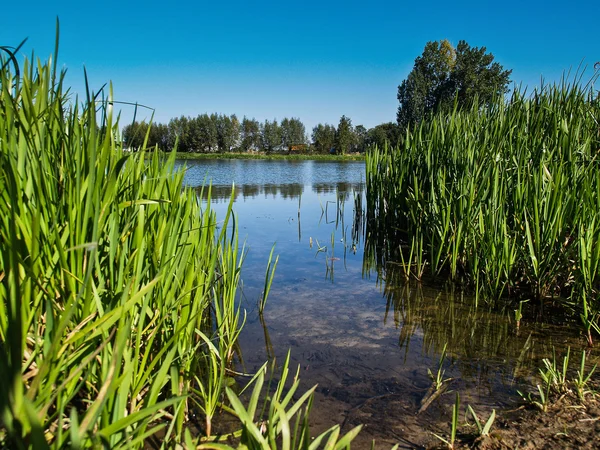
[366,78,600,342]
[0,44,358,448]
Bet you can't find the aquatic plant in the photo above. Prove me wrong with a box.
[432,392,460,449]
[0,35,243,445]
[573,350,597,401]
[514,300,527,332]
[258,244,279,315]
[428,343,451,393]
[466,405,496,437]
[193,353,363,450]
[540,347,571,395]
[0,35,359,449]
[419,342,453,414]
[518,348,597,413]
[366,75,600,339]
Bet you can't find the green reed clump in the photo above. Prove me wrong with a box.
[0,42,358,449]
[518,348,597,412]
[0,42,239,447]
[366,77,600,339]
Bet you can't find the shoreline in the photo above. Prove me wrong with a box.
[146,150,365,162]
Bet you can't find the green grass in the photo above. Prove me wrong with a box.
[365,77,600,341]
[0,36,360,449]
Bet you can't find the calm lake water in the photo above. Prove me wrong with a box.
[177,158,594,448]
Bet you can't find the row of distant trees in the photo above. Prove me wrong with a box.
[123,114,401,155]
[124,40,514,154]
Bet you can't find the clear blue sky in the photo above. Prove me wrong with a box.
[2,0,598,132]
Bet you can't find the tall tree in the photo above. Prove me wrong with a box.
[447,41,512,109]
[122,121,169,151]
[261,119,282,153]
[397,39,511,128]
[240,116,261,152]
[192,114,218,152]
[366,122,402,150]
[214,114,240,152]
[167,116,191,152]
[354,125,368,153]
[397,39,456,127]
[122,121,149,150]
[148,123,169,150]
[187,116,203,152]
[335,115,354,155]
[312,124,336,154]
[280,117,307,150]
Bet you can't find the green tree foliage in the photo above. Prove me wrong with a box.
[123,111,410,156]
[280,117,307,149]
[240,116,261,151]
[397,40,455,128]
[397,39,512,128]
[214,114,240,152]
[335,115,354,155]
[354,124,368,153]
[123,121,169,151]
[311,123,336,153]
[261,119,282,153]
[167,116,191,152]
[122,121,148,149]
[151,123,169,149]
[367,122,402,150]
[449,41,513,108]
[193,114,218,152]
[187,116,204,152]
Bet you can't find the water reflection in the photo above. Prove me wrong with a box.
[178,159,365,190]
[313,182,363,198]
[195,182,365,202]
[180,159,597,447]
[182,159,590,368]
[362,200,594,385]
[380,274,578,380]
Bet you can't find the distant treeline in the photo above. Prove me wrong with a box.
[122,114,401,154]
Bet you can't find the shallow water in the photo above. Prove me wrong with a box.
[178,158,597,448]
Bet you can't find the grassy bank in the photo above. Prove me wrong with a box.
[0,43,360,448]
[365,79,600,342]
[160,151,365,162]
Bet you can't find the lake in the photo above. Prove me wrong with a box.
[177,158,589,448]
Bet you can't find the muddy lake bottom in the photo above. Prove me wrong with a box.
[176,159,600,448]
[234,299,598,449]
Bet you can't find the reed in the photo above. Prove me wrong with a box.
[0,40,242,446]
[518,348,597,413]
[258,244,279,315]
[193,353,363,449]
[574,350,597,401]
[433,392,460,449]
[0,40,358,448]
[466,405,496,437]
[366,76,600,340]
